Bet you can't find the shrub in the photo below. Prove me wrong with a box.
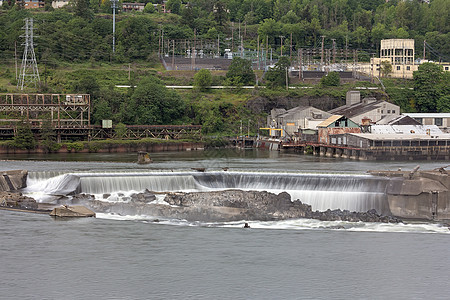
[320,72,340,87]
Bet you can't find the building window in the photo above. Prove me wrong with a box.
[435,118,443,126]
[446,67,449,71]
[397,66,401,71]
[406,66,410,71]
[387,110,391,113]
[414,118,423,124]
[392,110,395,114]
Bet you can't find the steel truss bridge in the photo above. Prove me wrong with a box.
[0,94,201,141]
[91,125,202,140]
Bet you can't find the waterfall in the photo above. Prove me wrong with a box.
[193,172,390,214]
[24,174,80,195]
[26,171,390,214]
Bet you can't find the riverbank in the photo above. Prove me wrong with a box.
[0,139,205,154]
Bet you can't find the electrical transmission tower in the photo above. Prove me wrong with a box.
[18,18,40,90]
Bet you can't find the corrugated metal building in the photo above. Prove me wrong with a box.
[403,113,450,132]
[267,106,331,137]
[317,115,361,144]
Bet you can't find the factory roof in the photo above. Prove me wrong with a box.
[347,133,450,141]
[403,113,450,118]
[328,99,389,119]
[370,125,443,135]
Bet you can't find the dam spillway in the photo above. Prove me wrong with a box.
[25,170,391,214]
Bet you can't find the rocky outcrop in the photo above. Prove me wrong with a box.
[50,206,95,218]
[78,189,401,223]
[0,191,38,210]
[0,170,28,192]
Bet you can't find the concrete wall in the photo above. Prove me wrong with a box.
[384,171,450,221]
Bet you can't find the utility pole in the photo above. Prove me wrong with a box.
[371,53,375,83]
[14,41,18,80]
[217,34,220,58]
[192,29,196,70]
[352,49,356,78]
[231,22,234,53]
[423,40,426,61]
[290,32,292,61]
[257,35,260,70]
[332,38,336,64]
[279,35,284,56]
[161,30,164,56]
[285,66,288,91]
[18,18,40,90]
[172,40,175,70]
[299,48,302,80]
[158,28,161,56]
[238,20,241,48]
[345,34,348,68]
[321,35,326,67]
[111,0,118,53]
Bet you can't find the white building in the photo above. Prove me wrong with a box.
[328,91,400,125]
[404,113,450,133]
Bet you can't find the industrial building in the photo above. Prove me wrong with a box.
[267,106,331,137]
[362,39,450,79]
[317,115,360,144]
[403,113,450,133]
[328,91,400,125]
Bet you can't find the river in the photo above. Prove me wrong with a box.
[1,149,449,299]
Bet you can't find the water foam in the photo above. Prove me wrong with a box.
[95,213,450,234]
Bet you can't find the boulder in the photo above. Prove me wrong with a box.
[0,191,38,210]
[49,206,95,218]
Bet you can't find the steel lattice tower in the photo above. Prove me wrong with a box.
[17,18,40,90]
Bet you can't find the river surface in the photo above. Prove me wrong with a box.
[1,149,449,299]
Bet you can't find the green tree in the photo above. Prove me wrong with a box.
[117,16,157,60]
[437,95,450,113]
[212,0,228,27]
[74,0,93,20]
[12,121,36,150]
[413,63,444,113]
[371,23,386,50]
[226,57,255,85]
[114,122,127,139]
[166,0,181,15]
[380,60,392,78]
[130,76,185,124]
[144,3,156,13]
[258,18,281,45]
[40,117,58,153]
[72,73,100,99]
[92,99,112,124]
[194,69,212,91]
[264,56,290,88]
[320,71,340,87]
[353,26,368,48]
[437,72,450,112]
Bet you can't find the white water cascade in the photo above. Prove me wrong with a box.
[26,170,391,214]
